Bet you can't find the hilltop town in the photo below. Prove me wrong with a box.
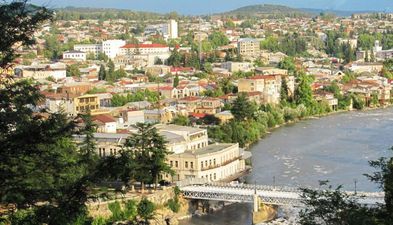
[2,3,393,224]
[7,6,393,182]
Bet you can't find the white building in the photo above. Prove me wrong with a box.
[102,40,126,59]
[15,62,67,81]
[63,50,86,61]
[120,43,170,55]
[74,44,102,57]
[168,19,178,39]
[221,61,253,72]
[144,20,178,40]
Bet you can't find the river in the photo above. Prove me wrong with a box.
[179,107,393,225]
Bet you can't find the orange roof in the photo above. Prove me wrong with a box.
[121,43,168,48]
[189,113,207,118]
[159,86,174,91]
[179,96,200,101]
[92,114,116,123]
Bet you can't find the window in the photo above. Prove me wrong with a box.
[209,160,212,166]
[214,173,216,180]
[185,161,188,168]
[205,161,208,167]
[190,162,194,169]
[98,148,102,157]
[170,161,173,167]
[175,161,178,168]
[214,159,216,165]
[201,161,203,168]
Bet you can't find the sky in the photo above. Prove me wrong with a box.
[30,0,393,15]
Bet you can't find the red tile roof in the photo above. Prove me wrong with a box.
[159,86,174,91]
[121,43,168,48]
[92,114,116,123]
[189,113,207,118]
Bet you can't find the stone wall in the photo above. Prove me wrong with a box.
[87,187,194,225]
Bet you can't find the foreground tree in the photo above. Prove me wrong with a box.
[0,0,52,70]
[299,184,378,225]
[111,123,173,191]
[0,2,107,224]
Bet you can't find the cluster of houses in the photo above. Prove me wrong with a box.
[7,12,393,183]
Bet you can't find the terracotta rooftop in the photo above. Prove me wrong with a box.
[92,114,116,123]
[121,43,168,48]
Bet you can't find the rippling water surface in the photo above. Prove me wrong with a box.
[180,108,393,225]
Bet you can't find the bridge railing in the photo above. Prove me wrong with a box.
[206,182,302,193]
[176,177,209,187]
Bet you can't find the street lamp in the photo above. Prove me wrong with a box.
[354,179,358,195]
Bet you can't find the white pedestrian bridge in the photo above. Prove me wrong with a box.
[178,180,385,206]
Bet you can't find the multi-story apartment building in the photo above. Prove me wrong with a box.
[74,40,126,59]
[221,61,253,72]
[144,20,178,39]
[120,43,170,55]
[74,44,102,57]
[237,38,260,57]
[44,93,100,116]
[73,125,249,183]
[238,75,282,104]
[62,50,86,61]
[57,82,92,95]
[102,40,126,59]
[15,63,67,81]
[167,143,246,182]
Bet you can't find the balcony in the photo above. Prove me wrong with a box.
[200,156,242,172]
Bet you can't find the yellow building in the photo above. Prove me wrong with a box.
[74,94,100,114]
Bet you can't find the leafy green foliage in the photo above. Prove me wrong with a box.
[299,184,379,225]
[231,93,258,121]
[137,198,155,223]
[300,147,393,225]
[172,115,190,126]
[109,123,173,190]
[98,64,106,80]
[208,31,230,48]
[294,73,314,107]
[278,57,296,75]
[0,0,52,69]
[87,87,107,94]
[66,64,81,77]
[260,34,307,56]
[166,187,181,213]
[351,94,365,110]
[111,90,159,107]
[167,49,184,67]
[382,59,393,79]
[0,79,101,224]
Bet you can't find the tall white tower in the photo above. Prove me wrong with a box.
[168,20,178,39]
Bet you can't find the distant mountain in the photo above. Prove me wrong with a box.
[301,8,380,17]
[220,4,310,17]
[55,7,165,20]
